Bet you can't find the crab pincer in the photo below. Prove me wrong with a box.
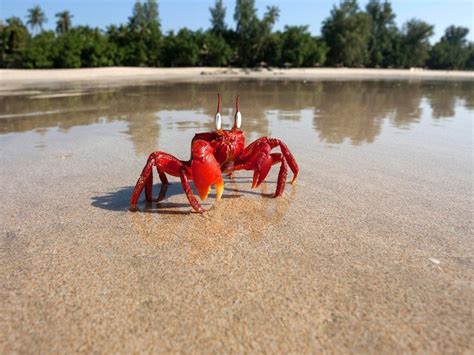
[190,140,224,203]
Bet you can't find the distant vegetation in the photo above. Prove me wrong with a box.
[1,0,473,70]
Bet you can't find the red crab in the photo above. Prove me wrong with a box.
[130,94,299,213]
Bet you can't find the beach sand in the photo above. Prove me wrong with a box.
[0,76,473,353]
[1,67,473,92]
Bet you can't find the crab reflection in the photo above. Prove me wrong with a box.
[129,176,293,264]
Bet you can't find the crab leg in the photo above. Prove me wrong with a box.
[272,139,299,183]
[233,137,298,197]
[179,167,205,213]
[130,152,184,210]
[158,170,169,185]
[237,137,299,183]
[274,153,288,197]
[145,166,170,202]
[130,156,154,210]
[251,150,273,188]
[145,165,153,202]
[263,138,298,183]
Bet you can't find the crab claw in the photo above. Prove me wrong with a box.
[191,140,224,201]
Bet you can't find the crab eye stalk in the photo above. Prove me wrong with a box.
[215,93,222,130]
[233,95,242,129]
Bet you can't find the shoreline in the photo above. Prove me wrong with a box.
[1,67,473,91]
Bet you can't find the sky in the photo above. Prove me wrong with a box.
[1,0,473,43]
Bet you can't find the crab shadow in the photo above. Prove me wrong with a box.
[91,179,269,214]
[91,182,188,214]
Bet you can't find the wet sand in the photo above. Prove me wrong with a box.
[1,80,473,353]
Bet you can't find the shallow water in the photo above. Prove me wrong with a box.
[1,80,473,352]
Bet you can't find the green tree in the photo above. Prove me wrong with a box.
[106,24,129,65]
[260,32,283,67]
[234,0,279,66]
[2,0,468,70]
[47,26,114,68]
[385,30,404,67]
[24,30,56,68]
[77,27,115,67]
[400,19,434,67]
[281,26,327,67]
[465,43,474,70]
[55,11,73,34]
[143,0,159,26]
[129,1,146,30]
[258,6,279,66]
[428,26,470,69]
[0,17,31,68]
[206,0,234,66]
[365,0,398,67]
[52,30,82,68]
[126,0,162,66]
[162,29,200,66]
[26,5,47,34]
[234,0,259,66]
[322,0,371,67]
[210,0,226,33]
[200,31,233,66]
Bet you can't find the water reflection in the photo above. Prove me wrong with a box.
[313,81,426,145]
[424,82,473,119]
[1,80,472,151]
[130,179,292,263]
[91,174,292,263]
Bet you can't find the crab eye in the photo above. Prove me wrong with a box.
[233,95,241,129]
[234,111,242,129]
[215,112,222,130]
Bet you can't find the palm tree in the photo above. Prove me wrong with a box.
[55,10,73,34]
[26,5,47,34]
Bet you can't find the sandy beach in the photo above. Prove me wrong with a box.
[1,67,473,92]
[1,75,473,353]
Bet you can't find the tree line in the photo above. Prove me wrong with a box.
[1,0,473,70]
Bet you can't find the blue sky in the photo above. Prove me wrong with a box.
[1,0,473,42]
